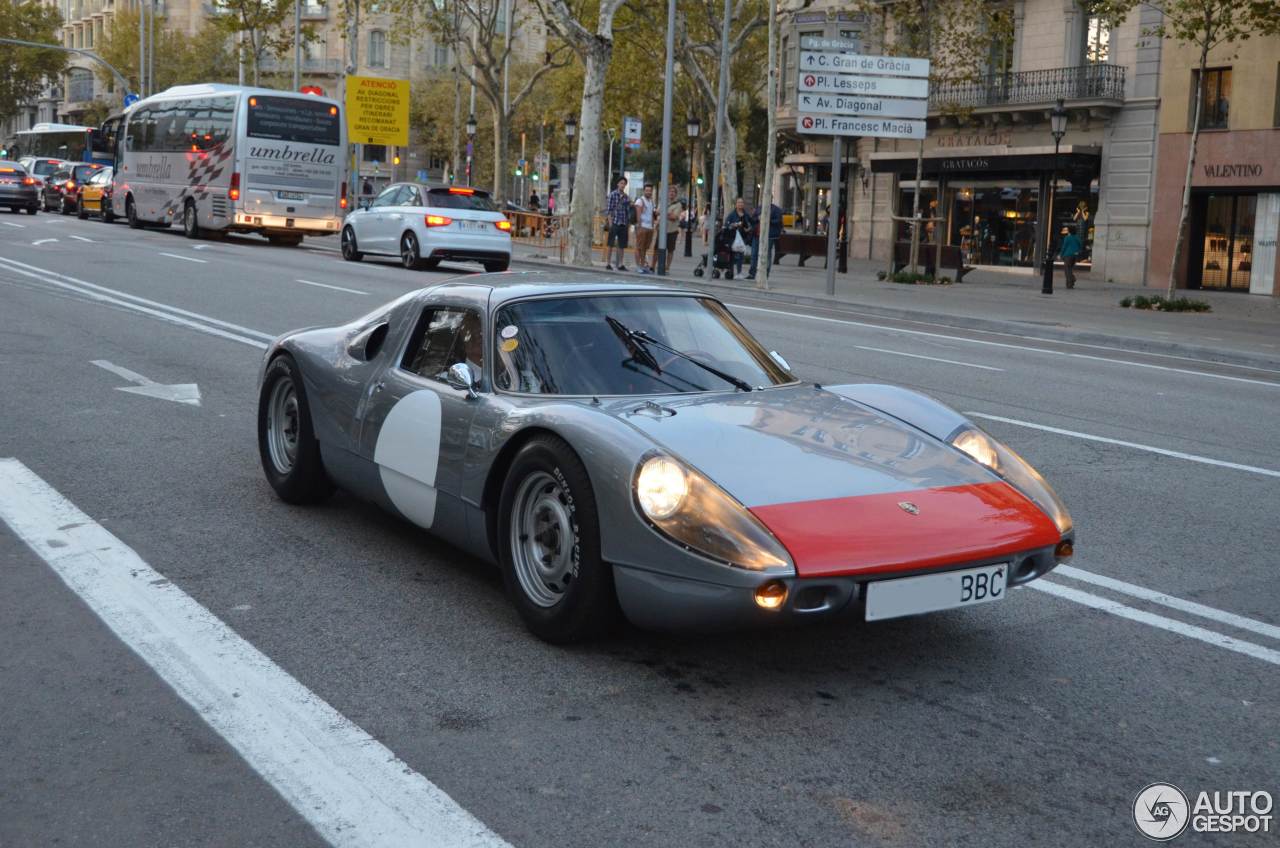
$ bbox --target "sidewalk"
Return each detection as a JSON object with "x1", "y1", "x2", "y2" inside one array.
[{"x1": 512, "y1": 242, "x2": 1280, "y2": 370}]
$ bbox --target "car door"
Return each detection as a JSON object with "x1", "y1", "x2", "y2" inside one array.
[
  {"x1": 387, "y1": 184, "x2": 423, "y2": 248},
  {"x1": 358, "y1": 184, "x2": 404, "y2": 254},
  {"x1": 356, "y1": 301, "x2": 484, "y2": 533}
]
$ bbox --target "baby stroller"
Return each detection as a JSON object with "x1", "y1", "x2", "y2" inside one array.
[{"x1": 693, "y1": 226, "x2": 737, "y2": 280}]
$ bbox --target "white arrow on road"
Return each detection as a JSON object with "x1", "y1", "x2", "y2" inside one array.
[{"x1": 91, "y1": 359, "x2": 202, "y2": 406}]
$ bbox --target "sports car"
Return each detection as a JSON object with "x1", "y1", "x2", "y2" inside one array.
[{"x1": 257, "y1": 273, "x2": 1073, "y2": 643}]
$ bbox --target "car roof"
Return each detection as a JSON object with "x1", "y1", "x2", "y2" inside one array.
[{"x1": 424, "y1": 271, "x2": 706, "y2": 307}]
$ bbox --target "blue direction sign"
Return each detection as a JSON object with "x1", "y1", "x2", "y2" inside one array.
[{"x1": 123, "y1": 93, "x2": 140, "y2": 107}]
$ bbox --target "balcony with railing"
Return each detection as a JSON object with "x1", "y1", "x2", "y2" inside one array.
[{"x1": 931, "y1": 64, "x2": 1126, "y2": 113}]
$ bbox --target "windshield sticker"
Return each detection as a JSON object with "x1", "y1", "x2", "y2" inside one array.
[
  {"x1": 500, "y1": 325, "x2": 519, "y2": 339},
  {"x1": 501, "y1": 338, "x2": 519, "y2": 353}
]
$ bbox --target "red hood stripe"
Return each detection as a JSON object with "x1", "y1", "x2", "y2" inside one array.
[{"x1": 750, "y1": 482, "x2": 1061, "y2": 578}]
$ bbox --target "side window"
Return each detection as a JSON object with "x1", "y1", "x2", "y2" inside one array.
[
  {"x1": 402, "y1": 185, "x2": 422, "y2": 206},
  {"x1": 371, "y1": 185, "x2": 401, "y2": 208},
  {"x1": 401, "y1": 307, "x2": 484, "y2": 381}
]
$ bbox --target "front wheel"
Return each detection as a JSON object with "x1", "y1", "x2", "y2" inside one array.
[
  {"x1": 497, "y1": 435, "x2": 617, "y2": 643},
  {"x1": 340, "y1": 226, "x2": 362, "y2": 262},
  {"x1": 257, "y1": 355, "x2": 334, "y2": 505}
]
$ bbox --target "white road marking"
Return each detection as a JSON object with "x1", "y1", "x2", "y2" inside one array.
[
  {"x1": 730, "y1": 303, "x2": 1280, "y2": 387},
  {"x1": 1031, "y1": 580, "x2": 1280, "y2": 667},
  {"x1": 852, "y1": 344, "x2": 1003, "y2": 371},
  {"x1": 192, "y1": 244, "x2": 211, "y2": 250},
  {"x1": 968, "y1": 411, "x2": 1280, "y2": 479},
  {"x1": 69, "y1": 234, "x2": 94, "y2": 243},
  {"x1": 159, "y1": 251, "x2": 207, "y2": 263},
  {"x1": 2, "y1": 221, "x2": 25, "y2": 228},
  {"x1": 31, "y1": 238, "x2": 57, "y2": 246},
  {"x1": 91, "y1": 359, "x2": 202, "y2": 406},
  {"x1": 0, "y1": 256, "x2": 268, "y2": 349},
  {"x1": 296, "y1": 278, "x2": 369, "y2": 295},
  {"x1": 1055, "y1": 565, "x2": 1280, "y2": 642},
  {"x1": 0, "y1": 459, "x2": 510, "y2": 848}
]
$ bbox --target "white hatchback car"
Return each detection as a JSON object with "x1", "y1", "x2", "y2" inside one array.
[{"x1": 340, "y1": 183, "x2": 512, "y2": 272}]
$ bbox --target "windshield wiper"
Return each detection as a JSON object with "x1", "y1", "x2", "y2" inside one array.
[{"x1": 605, "y1": 315, "x2": 752, "y2": 392}]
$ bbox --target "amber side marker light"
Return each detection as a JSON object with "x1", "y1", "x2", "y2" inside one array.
[
  {"x1": 1055, "y1": 540, "x2": 1074, "y2": 561},
  {"x1": 754, "y1": 580, "x2": 788, "y2": 611}
]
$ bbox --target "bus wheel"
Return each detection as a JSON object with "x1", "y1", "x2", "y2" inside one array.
[
  {"x1": 127, "y1": 196, "x2": 143, "y2": 229},
  {"x1": 183, "y1": 201, "x2": 201, "y2": 239}
]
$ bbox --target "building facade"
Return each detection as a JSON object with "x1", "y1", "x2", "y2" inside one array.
[
  {"x1": 1149, "y1": 34, "x2": 1280, "y2": 296},
  {"x1": 775, "y1": 0, "x2": 1164, "y2": 284}
]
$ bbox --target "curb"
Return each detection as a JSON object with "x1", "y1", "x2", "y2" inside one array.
[{"x1": 511, "y1": 252, "x2": 1280, "y2": 372}]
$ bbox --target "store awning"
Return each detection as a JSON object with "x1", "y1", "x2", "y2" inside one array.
[{"x1": 869, "y1": 145, "x2": 1101, "y2": 180}]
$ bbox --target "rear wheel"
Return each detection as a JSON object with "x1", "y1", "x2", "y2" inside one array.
[
  {"x1": 60, "y1": 195, "x2": 73, "y2": 215},
  {"x1": 400, "y1": 231, "x2": 423, "y2": 270},
  {"x1": 182, "y1": 200, "x2": 201, "y2": 239},
  {"x1": 340, "y1": 226, "x2": 362, "y2": 262},
  {"x1": 126, "y1": 196, "x2": 143, "y2": 229},
  {"x1": 483, "y1": 258, "x2": 510, "y2": 273},
  {"x1": 257, "y1": 355, "x2": 334, "y2": 505},
  {"x1": 24, "y1": 205, "x2": 38, "y2": 216},
  {"x1": 497, "y1": 435, "x2": 617, "y2": 643},
  {"x1": 102, "y1": 201, "x2": 114, "y2": 223}
]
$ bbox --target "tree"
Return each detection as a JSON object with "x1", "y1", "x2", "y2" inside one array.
[
  {"x1": 96, "y1": 8, "x2": 235, "y2": 94},
  {"x1": 1092, "y1": 0, "x2": 1278, "y2": 295},
  {"x1": 401, "y1": 0, "x2": 572, "y2": 204},
  {"x1": 212, "y1": 0, "x2": 313, "y2": 86},
  {"x1": 0, "y1": 0, "x2": 66, "y2": 127},
  {"x1": 532, "y1": 0, "x2": 630, "y2": 265},
  {"x1": 752, "y1": 0, "x2": 778, "y2": 288}
]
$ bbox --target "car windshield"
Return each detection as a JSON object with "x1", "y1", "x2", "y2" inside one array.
[
  {"x1": 33, "y1": 161, "x2": 60, "y2": 176},
  {"x1": 72, "y1": 164, "x2": 100, "y2": 180},
  {"x1": 425, "y1": 187, "x2": 498, "y2": 211},
  {"x1": 492, "y1": 294, "x2": 793, "y2": 396}
]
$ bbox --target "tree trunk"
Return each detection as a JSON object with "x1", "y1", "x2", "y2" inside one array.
[
  {"x1": 567, "y1": 42, "x2": 610, "y2": 265},
  {"x1": 754, "y1": 0, "x2": 778, "y2": 289},
  {"x1": 1167, "y1": 45, "x2": 1208, "y2": 298},
  {"x1": 491, "y1": 109, "x2": 508, "y2": 204},
  {"x1": 720, "y1": 120, "x2": 739, "y2": 207}
]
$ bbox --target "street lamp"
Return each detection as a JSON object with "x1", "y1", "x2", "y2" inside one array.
[
  {"x1": 1041, "y1": 98, "x2": 1068, "y2": 294},
  {"x1": 684, "y1": 115, "x2": 701, "y2": 257},
  {"x1": 465, "y1": 113, "x2": 477, "y2": 186},
  {"x1": 563, "y1": 114, "x2": 576, "y2": 206}
]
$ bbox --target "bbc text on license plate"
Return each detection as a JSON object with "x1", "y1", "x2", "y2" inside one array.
[{"x1": 864, "y1": 563, "x2": 1008, "y2": 622}]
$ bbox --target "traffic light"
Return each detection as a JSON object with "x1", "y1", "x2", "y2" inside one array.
[
  {"x1": 696, "y1": 174, "x2": 704, "y2": 186},
  {"x1": 393, "y1": 155, "x2": 401, "y2": 165},
  {"x1": 515, "y1": 166, "x2": 523, "y2": 176},
  {"x1": 531, "y1": 173, "x2": 539, "y2": 181}
]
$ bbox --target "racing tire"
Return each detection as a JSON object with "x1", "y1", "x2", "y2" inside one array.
[
  {"x1": 400, "y1": 231, "x2": 424, "y2": 270},
  {"x1": 483, "y1": 258, "x2": 510, "y2": 273},
  {"x1": 126, "y1": 196, "x2": 143, "y2": 229},
  {"x1": 182, "y1": 201, "x2": 201, "y2": 239},
  {"x1": 497, "y1": 434, "x2": 618, "y2": 644},
  {"x1": 257, "y1": 354, "x2": 334, "y2": 505},
  {"x1": 340, "y1": 226, "x2": 363, "y2": 262}
]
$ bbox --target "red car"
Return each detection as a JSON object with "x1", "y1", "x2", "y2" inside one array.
[{"x1": 41, "y1": 162, "x2": 104, "y2": 215}]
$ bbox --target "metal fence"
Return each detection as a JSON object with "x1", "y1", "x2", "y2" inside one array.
[{"x1": 931, "y1": 64, "x2": 1126, "y2": 110}]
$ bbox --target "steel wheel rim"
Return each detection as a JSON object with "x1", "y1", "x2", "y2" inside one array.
[
  {"x1": 401, "y1": 234, "x2": 417, "y2": 268},
  {"x1": 510, "y1": 471, "x2": 575, "y2": 608},
  {"x1": 265, "y1": 376, "x2": 300, "y2": 475}
]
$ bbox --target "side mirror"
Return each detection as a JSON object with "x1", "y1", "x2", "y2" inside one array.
[
  {"x1": 769, "y1": 350, "x2": 791, "y2": 372},
  {"x1": 446, "y1": 362, "x2": 478, "y2": 398}
]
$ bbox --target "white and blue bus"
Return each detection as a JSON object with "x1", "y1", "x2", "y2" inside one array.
[
  {"x1": 113, "y1": 83, "x2": 348, "y2": 244},
  {"x1": 11, "y1": 122, "x2": 114, "y2": 166}
]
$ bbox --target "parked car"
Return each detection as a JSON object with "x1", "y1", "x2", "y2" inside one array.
[
  {"x1": 340, "y1": 183, "x2": 512, "y2": 273},
  {"x1": 256, "y1": 274, "x2": 1074, "y2": 643},
  {"x1": 0, "y1": 162, "x2": 40, "y2": 214},
  {"x1": 77, "y1": 167, "x2": 116, "y2": 222},
  {"x1": 41, "y1": 162, "x2": 104, "y2": 214}
]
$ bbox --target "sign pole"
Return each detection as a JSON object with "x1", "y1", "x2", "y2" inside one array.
[{"x1": 825, "y1": 134, "x2": 842, "y2": 295}]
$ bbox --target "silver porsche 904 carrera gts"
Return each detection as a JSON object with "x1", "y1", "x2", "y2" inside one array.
[{"x1": 257, "y1": 272, "x2": 1074, "y2": 642}]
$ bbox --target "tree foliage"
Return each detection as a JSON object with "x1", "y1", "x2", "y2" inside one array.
[
  {"x1": 211, "y1": 0, "x2": 316, "y2": 85},
  {"x1": 0, "y1": 0, "x2": 66, "y2": 126},
  {"x1": 96, "y1": 7, "x2": 236, "y2": 94}
]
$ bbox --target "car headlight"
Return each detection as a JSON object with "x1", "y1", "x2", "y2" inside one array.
[
  {"x1": 949, "y1": 426, "x2": 1073, "y2": 535},
  {"x1": 634, "y1": 454, "x2": 793, "y2": 572}
]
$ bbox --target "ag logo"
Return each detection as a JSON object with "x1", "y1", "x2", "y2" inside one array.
[
  {"x1": 1133, "y1": 783, "x2": 1190, "y2": 841},
  {"x1": 801, "y1": 116, "x2": 815, "y2": 130},
  {"x1": 803, "y1": 74, "x2": 816, "y2": 87},
  {"x1": 897, "y1": 501, "x2": 919, "y2": 515}
]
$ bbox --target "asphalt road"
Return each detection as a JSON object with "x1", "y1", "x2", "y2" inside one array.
[{"x1": 1, "y1": 211, "x2": 1277, "y2": 848}]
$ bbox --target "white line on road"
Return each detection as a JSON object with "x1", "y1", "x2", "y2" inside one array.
[
  {"x1": 69, "y1": 234, "x2": 94, "y2": 243},
  {"x1": 159, "y1": 251, "x2": 207, "y2": 263},
  {"x1": 1030, "y1": 580, "x2": 1280, "y2": 667},
  {"x1": 852, "y1": 344, "x2": 1003, "y2": 371},
  {"x1": 192, "y1": 244, "x2": 211, "y2": 250},
  {"x1": 31, "y1": 238, "x2": 57, "y2": 246},
  {"x1": 2, "y1": 221, "x2": 25, "y2": 228},
  {"x1": 296, "y1": 278, "x2": 369, "y2": 295},
  {"x1": 1055, "y1": 565, "x2": 1280, "y2": 642},
  {"x1": 730, "y1": 303, "x2": 1280, "y2": 387},
  {"x1": 0, "y1": 459, "x2": 510, "y2": 848},
  {"x1": 968, "y1": 411, "x2": 1280, "y2": 479},
  {"x1": 0, "y1": 256, "x2": 268, "y2": 349}
]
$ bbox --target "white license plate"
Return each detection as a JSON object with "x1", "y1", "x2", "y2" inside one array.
[
  {"x1": 461, "y1": 220, "x2": 490, "y2": 231},
  {"x1": 277, "y1": 191, "x2": 304, "y2": 201},
  {"x1": 865, "y1": 563, "x2": 1008, "y2": 621}
]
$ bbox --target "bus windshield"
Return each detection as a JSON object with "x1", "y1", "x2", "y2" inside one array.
[{"x1": 246, "y1": 96, "x2": 340, "y2": 146}]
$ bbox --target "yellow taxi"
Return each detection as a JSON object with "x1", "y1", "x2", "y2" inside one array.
[{"x1": 77, "y1": 167, "x2": 115, "y2": 222}]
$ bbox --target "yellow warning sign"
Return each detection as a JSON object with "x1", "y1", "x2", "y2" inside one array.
[{"x1": 345, "y1": 76, "x2": 409, "y2": 147}]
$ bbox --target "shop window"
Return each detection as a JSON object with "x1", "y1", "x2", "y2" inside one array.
[
  {"x1": 1193, "y1": 68, "x2": 1230, "y2": 130},
  {"x1": 368, "y1": 30, "x2": 387, "y2": 68},
  {"x1": 362, "y1": 144, "x2": 387, "y2": 163}
]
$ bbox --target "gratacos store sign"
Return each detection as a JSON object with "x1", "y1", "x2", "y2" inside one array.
[{"x1": 345, "y1": 76, "x2": 409, "y2": 147}]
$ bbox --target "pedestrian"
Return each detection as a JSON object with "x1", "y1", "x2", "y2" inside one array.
[
  {"x1": 663, "y1": 185, "x2": 682, "y2": 273},
  {"x1": 1060, "y1": 224, "x2": 1083, "y2": 289},
  {"x1": 634, "y1": 183, "x2": 657, "y2": 273},
  {"x1": 605, "y1": 176, "x2": 630, "y2": 271},
  {"x1": 529, "y1": 191, "x2": 540, "y2": 211},
  {"x1": 724, "y1": 197, "x2": 756, "y2": 278},
  {"x1": 547, "y1": 192, "x2": 556, "y2": 215},
  {"x1": 751, "y1": 201, "x2": 784, "y2": 278},
  {"x1": 361, "y1": 177, "x2": 373, "y2": 197}
]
